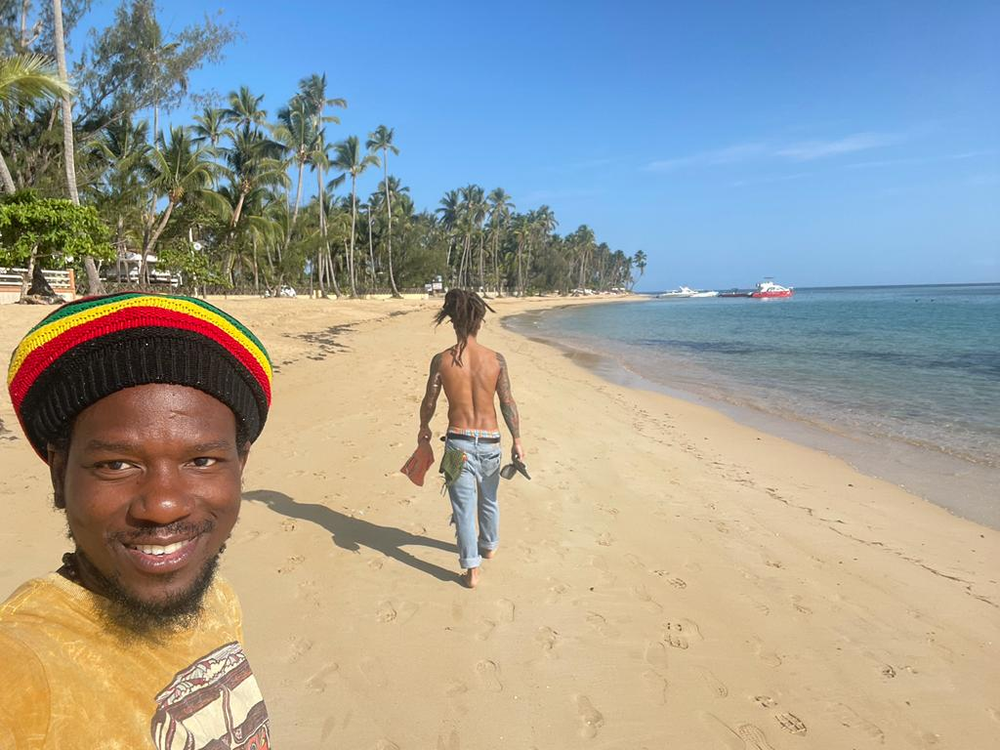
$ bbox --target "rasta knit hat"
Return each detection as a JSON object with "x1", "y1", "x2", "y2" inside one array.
[{"x1": 7, "y1": 293, "x2": 272, "y2": 462}]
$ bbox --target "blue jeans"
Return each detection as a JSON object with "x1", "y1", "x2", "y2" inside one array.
[{"x1": 444, "y1": 436, "x2": 502, "y2": 569}]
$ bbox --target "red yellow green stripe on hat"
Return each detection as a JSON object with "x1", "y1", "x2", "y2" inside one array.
[{"x1": 8, "y1": 294, "x2": 272, "y2": 412}]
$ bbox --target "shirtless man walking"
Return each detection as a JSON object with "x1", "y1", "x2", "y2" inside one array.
[{"x1": 418, "y1": 289, "x2": 525, "y2": 588}]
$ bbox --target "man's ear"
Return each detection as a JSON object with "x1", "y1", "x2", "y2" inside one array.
[{"x1": 48, "y1": 445, "x2": 67, "y2": 510}]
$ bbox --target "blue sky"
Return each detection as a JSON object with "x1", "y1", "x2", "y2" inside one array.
[{"x1": 75, "y1": 1, "x2": 998, "y2": 290}]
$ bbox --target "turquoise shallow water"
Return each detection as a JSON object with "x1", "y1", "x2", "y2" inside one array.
[{"x1": 508, "y1": 284, "x2": 1000, "y2": 524}]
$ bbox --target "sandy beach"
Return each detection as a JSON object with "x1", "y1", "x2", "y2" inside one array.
[{"x1": 1, "y1": 295, "x2": 997, "y2": 749}]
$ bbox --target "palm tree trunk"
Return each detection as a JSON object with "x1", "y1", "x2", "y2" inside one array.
[
  {"x1": 367, "y1": 208, "x2": 376, "y2": 293},
  {"x1": 292, "y1": 159, "x2": 304, "y2": 224},
  {"x1": 348, "y1": 176, "x2": 358, "y2": 297},
  {"x1": 54, "y1": 0, "x2": 102, "y2": 296},
  {"x1": 316, "y1": 167, "x2": 327, "y2": 297},
  {"x1": 382, "y1": 153, "x2": 401, "y2": 298},
  {"x1": 0, "y1": 149, "x2": 15, "y2": 193},
  {"x1": 478, "y1": 233, "x2": 486, "y2": 293},
  {"x1": 327, "y1": 247, "x2": 341, "y2": 298},
  {"x1": 52, "y1": 0, "x2": 77, "y2": 205},
  {"x1": 493, "y1": 230, "x2": 501, "y2": 297},
  {"x1": 252, "y1": 236, "x2": 260, "y2": 294},
  {"x1": 231, "y1": 189, "x2": 248, "y2": 229},
  {"x1": 141, "y1": 200, "x2": 176, "y2": 280}
]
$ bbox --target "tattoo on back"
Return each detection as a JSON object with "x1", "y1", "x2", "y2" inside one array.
[{"x1": 496, "y1": 353, "x2": 520, "y2": 439}]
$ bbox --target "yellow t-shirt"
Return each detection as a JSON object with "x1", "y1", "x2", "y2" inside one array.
[{"x1": 0, "y1": 573, "x2": 270, "y2": 749}]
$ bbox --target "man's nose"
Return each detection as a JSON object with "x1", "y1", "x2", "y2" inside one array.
[{"x1": 129, "y1": 466, "x2": 194, "y2": 525}]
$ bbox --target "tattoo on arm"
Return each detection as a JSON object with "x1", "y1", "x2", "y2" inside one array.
[
  {"x1": 420, "y1": 353, "x2": 443, "y2": 429},
  {"x1": 496, "y1": 353, "x2": 520, "y2": 439}
]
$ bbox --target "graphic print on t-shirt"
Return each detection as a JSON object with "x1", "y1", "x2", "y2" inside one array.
[{"x1": 151, "y1": 641, "x2": 270, "y2": 750}]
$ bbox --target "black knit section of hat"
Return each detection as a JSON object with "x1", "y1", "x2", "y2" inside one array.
[{"x1": 19, "y1": 328, "x2": 267, "y2": 459}]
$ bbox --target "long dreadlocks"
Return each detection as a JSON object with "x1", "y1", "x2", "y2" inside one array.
[{"x1": 434, "y1": 289, "x2": 496, "y2": 365}]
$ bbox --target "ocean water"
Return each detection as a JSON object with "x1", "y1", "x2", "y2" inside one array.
[{"x1": 507, "y1": 284, "x2": 1000, "y2": 526}]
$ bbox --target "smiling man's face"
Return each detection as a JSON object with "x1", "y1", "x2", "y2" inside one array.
[{"x1": 49, "y1": 384, "x2": 247, "y2": 624}]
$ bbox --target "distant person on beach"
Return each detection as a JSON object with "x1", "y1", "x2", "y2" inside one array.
[
  {"x1": 418, "y1": 289, "x2": 526, "y2": 588},
  {"x1": 0, "y1": 294, "x2": 273, "y2": 747}
]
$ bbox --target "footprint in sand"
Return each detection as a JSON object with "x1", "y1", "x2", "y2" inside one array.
[
  {"x1": 663, "y1": 619, "x2": 702, "y2": 649},
  {"x1": 643, "y1": 670, "x2": 669, "y2": 705},
  {"x1": 644, "y1": 641, "x2": 669, "y2": 670},
  {"x1": 281, "y1": 519, "x2": 296, "y2": 532},
  {"x1": 477, "y1": 618, "x2": 497, "y2": 641},
  {"x1": 305, "y1": 663, "x2": 340, "y2": 693},
  {"x1": 320, "y1": 715, "x2": 337, "y2": 742},
  {"x1": 750, "y1": 638, "x2": 783, "y2": 667},
  {"x1": 475, "y1": 660, "x2": 503, "y2": 692},
  {"x1": 754, "y1": 694, "x2": 777, "y2": 708},
  {"x1": 277, "y1": 555, "x2": 305, "y2": 574},
  {"x1": 737, "y1": 723, "x2": 777, "y2": 750},
  {"x1": 775, "y1": 712, "x2": 807, "y2": 736},
  {"x1": 597, "y1": 532, "x2": 614, "y2": 547},
  {"x1": 437, "y1": 728, "x2": 461, "y2": 750},
  {"x1": 697, "y1": 667, "x2": 728, "y2": 698},
  {"x1": 360, "y1": 657, "x2": 388, "y2": 688},
  {"x1": 880, "y1": 664, "x2": 896, "y2": 679},
  {"x1": 826, "y1": 703, "x2": 885, "y2": 745},
  {"x1": 791, "y1": 595, "x2": 812, "y2": 615},
  {"x1": 286, "y1": 637, "x2": 313, "y2": 663},
  {"x1": 575, "y1": 695, "x2": 605, "y2": 739},
  {"x1": 496, "y1": 598, "x2": 515, "y2": 622},
  {"x1": 653, "y1": 571, "x2": 688, "y2": 589},
  {"x1": 535, "y1": 626, "x2": 559, "y2": 652},
  {"x1": 546, "y1": 581, "x2": 569, "y2": 604},
  {"x1": 585, "y1": 612, "x2": 619, "y2": 638},
  {"x1": 444, "y1": 680, "x2": 468, "y2": 696},
  {"x1": 376, "y1": 601, "x2": 398, "y2": 623},
  {"x1": 373, "y1": 741, "x2": 400, "y2": 750}
]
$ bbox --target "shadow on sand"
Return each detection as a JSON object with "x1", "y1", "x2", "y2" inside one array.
[{"x1": 244, "y1": 489, "x2": 461, "y2": 585}]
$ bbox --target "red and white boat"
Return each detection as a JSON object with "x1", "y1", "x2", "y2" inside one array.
[{"x1": 750, "y1": 280, "x2": 794, "y2": 298}]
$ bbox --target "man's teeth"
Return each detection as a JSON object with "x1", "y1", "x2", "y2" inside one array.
[{"x1": 131, "y1": 541, "x2": 187, "y2": 556}]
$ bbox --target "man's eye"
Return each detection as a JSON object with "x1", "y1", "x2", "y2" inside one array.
[
  {"x1": 191, "y1": 457, "x2": 218, "y2": 468},
  {"x1": 97, "y1": 461, "x2": 131, "y2": 472}
]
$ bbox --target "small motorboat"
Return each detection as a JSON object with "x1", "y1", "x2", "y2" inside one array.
[
  {"x1": 658, "y1": 286, "x2": 697, "y2": 299},
  {"x1": 750, "y1": 280, "x2": 794, "y2": 298}
]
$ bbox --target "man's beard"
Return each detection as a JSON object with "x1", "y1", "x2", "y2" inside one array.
[{"x1": 69, "y1": 527, "x2": 225, "y2": 641}]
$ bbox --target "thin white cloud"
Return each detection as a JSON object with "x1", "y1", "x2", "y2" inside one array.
[
  {"x1": 645, "y1": 131, "x2": 907, "y2": 172},
  {"x1": 775, "y1": 132, "x2": 901, "y2": 161},
  {"x1": 645, "y1": 143, "x2": 767, "y2": 172},
  {"x1": 844, "y1": 149, "x2": 998, "y2": 170}
]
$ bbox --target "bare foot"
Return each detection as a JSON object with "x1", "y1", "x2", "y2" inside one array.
[
  {"x1": 482, "y1": 548, "x2": 498, "y2": 560},
  {"x1": 463, "y1": 568, "x2": 481, "y2": 588}
]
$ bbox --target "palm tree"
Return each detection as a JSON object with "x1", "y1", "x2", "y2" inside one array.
[
  {"x1": 331, "y1": 135, "x2": 379, "y2": 297},
  {"x1": 487, "y1": 188, "x2": 514, "y2": 295},
  {"x1": 632, "y1": 249, "x2": 647, "y2": 290},
  {"x1": 139, "y1": 126, "x2": 222, "y2": 280},
  {"x1": 297, "y1": 73, "x2": 347, "y2": 129},
  {"x1": 222, "y1": 128, "x2": 287, "y2": 232},
  {"x1": 192, "y1": 107, "x2": 232, "y2": 149},
  {"x1": 0, "y1": 54, "x2": 71, "y2": 193},
  {"x1": 273, "y1": 97, "x2": 317, "y2": 225},
  {"x1": 223, "y1": 86, "x2": 268, "y2": 137},
  {"x1": 457, "y1": 184, "x2": 485, "y2": 289},
  {"x1": 366, "y1": 125, "x2": 400, "y2": 297},
  {"x1": 87, "y1": 117, "x2": 151, "y2": 271}
]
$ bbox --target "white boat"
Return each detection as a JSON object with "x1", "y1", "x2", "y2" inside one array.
[
  {"x1": 658, "y1": 286, "x2": 697, "y2": 299},
  {"x1": 690, "y1": 290, "x2": 718, "y2": 298}
]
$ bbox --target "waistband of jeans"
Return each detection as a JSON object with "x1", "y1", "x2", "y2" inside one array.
[{"x1": 445, "y1": 429, "x2": 502, "y2": 444}]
